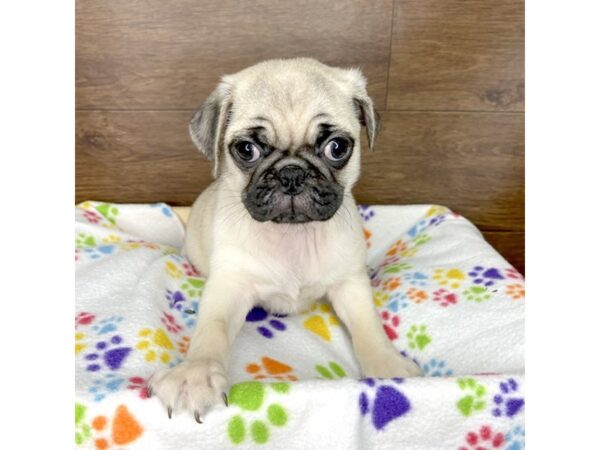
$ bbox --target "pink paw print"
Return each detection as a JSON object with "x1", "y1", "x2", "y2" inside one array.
[
  {"x1": 76, "y1": 312, "x2": 96, "y2": 328},
  {"x1": 83, "y1": 209, "x2": 102, "y2": 224},
  {"x1": 182, "y1": 261, "x2": 201, "y2": 277},
  {"x1": 380, "y1": 310, "x2": 400, "y2": 341},
  {"x1": 432, "y1": 289, "x2": 458, "y2": 307},
  {"x1": 459, "y1": 425, "x2": 504, "y2": 450},
  {"x1": 127, "y1": 376, "x2": 149, "y2": 399},
  {"x1": 160, "y1": 312, "x2": 183, "y2": 334}
]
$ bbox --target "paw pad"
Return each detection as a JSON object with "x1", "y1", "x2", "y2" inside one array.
[
  {"x1": 406, "y1": 324, "x2": 431, "y2": 350},
  {"x1": 492, "y1": 378, "x2": 524, "y2": 418},
  {"x1": 407, "y1": 287, "x2": 428, "y2": 304},
  {"x1": 303, "y1": 303, "x2": 340, "y2": 342},
  {"x1": 380, "y1": 310, "x2": 401, "y2": 341},
  {"x1": 456, "y1": 378, "x2": 487, "y2": 416},
  {"x1": 463, "y1": 286, "x2": 492, "y2": 303},
  {"x1": 359, "y1": 378, "x2": 411, "y2": 430},
  {"x1": 315, "y1": 361, "x2": 346, "y2": 379},
  {"x1": 432, "y1": 288, "x2": 458, "y2": 307},
  {"x1": 468, "y1": 266, "x2": 505, "y2": 287},
  {"x1": 246, "y1": 357, "x2": 298, "y2": 381},
  {"x1": 85, "y1": 335, "x2": 131, "y2": 372},
  {"x1": 459, "y1": 425, "x2": 504, "y2": 450},
  {"x1": 422, "y1": 358, "x2": 453, "y2": 377}
]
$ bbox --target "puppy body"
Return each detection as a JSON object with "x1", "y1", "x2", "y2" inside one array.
[{"x1": 150, "y1": 59, "x2": 421, "y2": 420}]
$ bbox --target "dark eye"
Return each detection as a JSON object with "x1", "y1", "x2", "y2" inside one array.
[
  {"x1": 234, "y1": 141, "x2": 261, "y2": 163},
  {"x1": 323, "y1": 138, "x2": 351, "y2": 161}
]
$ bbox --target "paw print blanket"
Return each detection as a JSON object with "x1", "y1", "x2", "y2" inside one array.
[{"x1": 75, "y1": 202, "x2": 525, "y2": 450}]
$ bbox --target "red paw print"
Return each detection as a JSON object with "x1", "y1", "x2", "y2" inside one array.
[
  {"x1": 380, "y1": 310, "x2": 400, "y2": 340},
  {"x1": 83, "y1": 210, "x2": 102, "y2": 224},
  {"x1": 459, "y1": 425, "x2": 504, "y2": 450},
  {"x1": 432, "y1": 288, "x2": 458, "y2": 307},
  {"x1": 505, "y1": 267, "x2": 524, "y2": 280},
  {"x1": 182, "y1": 261, "x2": 201, "y2": 277},
  {"x1": 75, "y1": 312, "x2": 95, "y2": 328},
  {"x1": 127, "y1": 376, "x2": 149, "y2": 399},
  {"x1": 161, "y1": 312, "x2": 183, "y2": 333}
]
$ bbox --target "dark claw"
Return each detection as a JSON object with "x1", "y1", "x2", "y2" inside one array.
[
  {"x1": 146, "y1": 386, "x2": 153, "y2": 398},
  {"x1": 194, "y1": 410, "x2": 203, "y2": 424},
  {"x1": 167, "y1": 406, "x2": 172, "y2": 419},
  {"x1": 222, "y1": 392, "x2": 229, "y2": 407}
]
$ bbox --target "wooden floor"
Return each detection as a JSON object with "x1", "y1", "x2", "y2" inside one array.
[{"x1": 76, "y1": 0, "x2": 524, "y2": 273}]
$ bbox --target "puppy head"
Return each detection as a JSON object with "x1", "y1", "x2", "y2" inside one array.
[{"x1": 189, "y1": 58, "x2": 379, "y2": 223}]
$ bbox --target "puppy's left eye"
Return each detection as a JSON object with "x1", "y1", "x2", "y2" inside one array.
[
  {"x1": 324, "y1": 138, "x2": 351, "y2": 161},
  {"x1": 233, "y1": 141, "x2": 261, "y2": 163}
]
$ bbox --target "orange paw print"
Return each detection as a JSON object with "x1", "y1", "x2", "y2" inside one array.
[
  {"x1": 407, "y1": 287, "x2": 428, "y2": 304},
  {"x1": 383, "y1": 277, "x2": 402, "y2": 292},
  {"x1": 246, "y1": 356, "x2": 298, "y2": 381},
  {"x1": 506, "y1": 283, "x2": 525, "y2": 300},
  {"x1": 91, "y1": 405, "x2": 143, "y2": 449},
  {"x1": 177, "y1": 336, "x2": 190, "y2": 355},
  {"x1": 363, "y1": 227, "x2": 372, "y2": 248},
  {"x1": 386, "y1": 240, "x2": 409, "y2": 257}
]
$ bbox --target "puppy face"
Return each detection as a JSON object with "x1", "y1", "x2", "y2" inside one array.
[{"x1": 189, "y1": 58, "x2": 379, "y2": 223}]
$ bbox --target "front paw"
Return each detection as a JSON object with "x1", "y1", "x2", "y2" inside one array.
[
  {"x1": 362, "y1": 353, "x2": 422, "y2": 378},
  {"x1": 148, "y1": 358, "x2": 229, "y2": 422}
]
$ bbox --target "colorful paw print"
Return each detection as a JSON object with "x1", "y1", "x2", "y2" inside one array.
[
  {"x1": 432, "y1": 288, "x2": 458, "y2": 307},
  {"x1": 150, "y1": 202, "x2": 173, "y2": 217},
  {"x1": 468, "y1": 266, "x2": 505, "y2": 287},
  {"x1": 76, "y1": 232, "x2": 97, "y2": 248},
  {"x1": 92, "y1": 316, "x2": 124, "y2": 336},
  {"x1": 380, "y1": 310, "x2": 400, "y2": 341},
  {"x1": 363, "y1": 227, "x2": 372, "y2": 248},
  {"x1": 81, "y1": 245, "x2": 115, "y2": 260},
  {"x1": 246, "y1": 357, "x2": 298, "y2": 381},
  {"x1": 433, "y1": 268, "x2": 466, "y2": 289},
  {"x1": 412, "y1": 233, "x2": 431, "y2": 246},
  {"x1": 165, "y1": 289, "x2": 187, "y2": 310},
  {"x1": 456, "y1": 378, "x2": 487, "y2": 416},
  {"x1": 75, "y1": 331, "x2": 88, "y2": 355},
  {"x1": 505, "y1": 267, "x2": 524, "y2": 280},
  {"x1": 126, "y1": 376, "x2": 150, "y2": 399},
  {"x1": 404, "y1": 271, "x2": 428, "y2": 287},
  {"x1": 101, "y1": 234, "x2": 121, "y2": 244},
  {"x1": 506, "y1": 283, "x2": 525, "y2": 300},
  {"x1": 386, "y1": 292, "x2": 410, "y2": 312},
  {"x1": 76, "y1": 312, "x2": 96, "y2": 328},
  {"x1": 504, "y1": 426, "x2": 525, "y2": 450},
  {"x1": 315, "y1": 361, "x2": 346, "y2": 379},
  {"x1": 302, "y1": 303, "x2": 340, "y2": 342},
  {"x1": 176, "y1": 336, "x2": 190, "y2": 355},
  {"x1": 406, "y1": 324, "x2": 431, "y2": 350},
  {"x1": 180, "y1": 277, "x2": 205, "y2": 298},
  {"x1": 358, "y1": 205, "x2": 375, "y2": 221},
  {"x1": 94, "y1": 203, "x2": 120, "y2": 225},
  {"x1": 383, "y1": 261, "x2": 413, "y2": 274},
  {"x1": 386, "y1": 240, "x2": 410, "y2": 257},
  {"x1": 90, "y1": 405, "x2": 143, "y2": 449},
  {"x1": 422, "y1": 358, "x2": 453, "y2": 377},
  {"x1": 246, "y1": 306, "x2": 287, "y2": 338},
  {"x1": 428, "y1": 214, "x2": 447, "y2": 227},
  {"x1": 425, "y1": 205, "x2": 450, "y2": 217},
  {"x1": 88, "y1": 373, "x2": 125, "y2": 402},
  {"x1": 492, "y1": 378, "x2": 524, "y2": 418},
  {"x1": 407, "y1": 287, "x2": 428, "y2": 304},
  {"x1": 75, "y1": 403, "x2": 92, "y2": 446},
  {"x1": 165, "y1": 260, "x2": 183, "y2": 279},
  {"x1": 136, "y1": 328, "x2": 174, "y2": 364},
  {"x1": 458, "y1": 425, "x2": 504, "y2": 450},
  {"x1": 463, "y1": 286, "x2": 492, "y2": 303},
  {"x1": 227, "y1": 382, "x2": 290, "y2": 445},
  {"x1": 359, "y1": 378, "x2": 411, "y2": 430},
  {"x1": 85, "y1": 335, "x2": 131, "y2": 372},
  {"x1": 82, "y1": 209, "x2": 103, "y2": 224},
  {"x1": 407, "y1": 220, "x2": 428, "y2": 238},
  {"x1": 382, "y1": 277, "x2": 402, "y2": 292},
  {"x1": 160, "y1": 312, "x2": 183, "y2": 334},
  {"x1": 373, "y1": 290, "x2": 390, "y2": 308}
]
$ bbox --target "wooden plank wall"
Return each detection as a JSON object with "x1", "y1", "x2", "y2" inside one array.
[{"x1": 76, "y1": 0, "x2": 524, "y2": 273}]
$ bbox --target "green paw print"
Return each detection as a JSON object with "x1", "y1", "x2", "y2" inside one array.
[
  {"x1": 456, "y1": 377, "x2": 487, "y2": 416},
  {"x1": 407, "y1": 324, "x2": 431, "y2": 350},
  {"x1": 227, "y1": 382, "x2": 290, "y2": 445},
  {"x1": 383, "y1": 262, "x2": 412, "y2": 274},
  {"x1": 181, "y1": 278, "x2": 205, "y2": 297},
  {"x1": 315, "y1": 361, "x2": 346, "y2": 379},
  {"x1": 413, "y1": 233, "x2": 431, "y2": 246},
  {"x1": 75, "y1": 232, "x2": 96, "y2": 248},
  {"x1": 94, "y1": 203, "x2": 119, "y2": 224},
  {"x1": 75, "y1": 403, "x2": 91, "y2": 445},
  {"x1": 463, "y1": 286, "x2": 492, "y2": 303}
]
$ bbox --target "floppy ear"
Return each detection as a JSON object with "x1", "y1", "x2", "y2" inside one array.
[
  {"x1": 189, "y1": 81, "x2": 232, "y2": 177},
  {"x1": 345, "y1": 68, "x2": 380, "y2": 151}
]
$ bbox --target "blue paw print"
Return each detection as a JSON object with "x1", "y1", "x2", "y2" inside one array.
[
  {"x1": 150, "y1": 203, "x2": 173, "y2": 217},
  {"x1": 403, "y1": 271, "x2": 428, "y2": 287},
  {"x1": 422, "y1": 358, "x2": 453, "y2": 377},
  {"x1": 406, "y1": 220, "x2": 428, "y2": 238},
  {"x1": 492, "y1": 378, "x2": 524, "y2": 418},
  {"x1": 92, "y1": 316, "x2": 124, "y2": 335},
  {"x1": 387, "y1": 292, "x2": 409, "y2": 312},
  {"x1": 504, "y1": 426, "x2": 525, "y2": 450},
  {"x1": 84, "y1": 335, "x2": 131, "y2": 372},
  {"x1": 88, "y1": 373, "x2": 124, "y2": 401},
  {"x1": 246, "y1": 306, "x2": 287, "y2": 338},
  {"x1": 359, "y1": 378, "x2": 411, "y2": 430},
  {"x1": 82, "y1": 245, "x2": 115, "y2": 259}
]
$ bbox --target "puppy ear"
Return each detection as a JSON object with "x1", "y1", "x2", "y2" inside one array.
[
  {"x1": 345, "y1": 68, "x2": 380, "y2": 151},
  {"x1": 189, "y1": 81, "x2": 232, "y2": 177}
]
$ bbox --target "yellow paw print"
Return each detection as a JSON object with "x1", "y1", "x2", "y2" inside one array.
[
  {"x1": 102, "y1": 234, "x2": 121, "y2": 244},
  {"x1": 136, "y1": 328, "x2": 174, "y2": 363},
  {"x1": 426, "y1": 205, "x2": 450, "y2": 217},
  {"x1": 78, "y1": 201, "x2": 93, "y2": 209},
  {"x1": 75, "y1": 332, "x2": 87, "y2": 355},
  {"x1": 373, "y1": 290, "x2": 390, "y2": 308},
  {"x1": 303, "y1": 303, "x2": 340, "y2": 342},
  {"x1": 433, "y1": 268, "x2": 466, "y2": 289},
  {"x1": 165, "y1": 261, "x2": 183, "y2": 279}
]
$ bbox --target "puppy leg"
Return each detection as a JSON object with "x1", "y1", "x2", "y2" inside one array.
[
  {"x1": 328, "y1": 273, "x2": 422, "y2": 377},
  {"x1": 149, "y1": 275, "x2": 253, "y2": 421}
]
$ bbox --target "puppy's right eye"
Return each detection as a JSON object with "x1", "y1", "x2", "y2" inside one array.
[{"x1": 233, "y1": 141, "x2": 261, "y2": 163}]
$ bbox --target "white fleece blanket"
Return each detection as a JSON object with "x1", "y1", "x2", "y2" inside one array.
[{"x1": 75, "y1": 202, "x2": 525, "y2": 450}]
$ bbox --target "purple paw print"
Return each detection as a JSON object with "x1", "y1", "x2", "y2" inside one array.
[
  {"x1": 85, "y1": 335, "x2": 131, "y2": 372},
  {"x1": 492, "y1": 378, "x2": 524, "y2": 418},
  {"x1": 245, "y1": 306, "x2": 287, "y2": 338},
  {"x1": 468, "y1": 266, "x2": 505, "y2": 287},
  {"x1": 359, "y1": 378, "x2": 411, "y2": 430},
  {"x1": 358, "y1": 205, "x2": 375, "y2": 222},
  {"x1": 165, "y1": 289, "x2": 186, "y2": 311},
  {"x1": 428, "y1": 215, "x2": 447, "y2": 227}
]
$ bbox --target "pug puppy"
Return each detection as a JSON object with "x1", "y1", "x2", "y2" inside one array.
[{"x1": 149, "y1": 58, "x2": 421, "y2": 422}]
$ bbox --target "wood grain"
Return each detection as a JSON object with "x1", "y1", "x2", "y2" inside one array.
[
  {"x1": 387, "y1": 0, "x2": 524, "y2": 111},
  {"x1": 77, "y1": 110, "x2": 523, "y2": 232},
  {"x1": 76, "y1": 0, "x2": 393, "y2": 110}
]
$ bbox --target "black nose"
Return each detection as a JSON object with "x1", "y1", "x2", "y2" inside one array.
[{"x1": 278, "y1": 165, "x2": 306, "y2": 196}]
